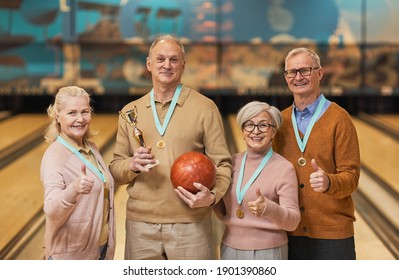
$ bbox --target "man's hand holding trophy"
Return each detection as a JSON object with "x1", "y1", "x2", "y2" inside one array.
[{"x1": 120, "y1": 106, "x2": 159, "y2": 170}]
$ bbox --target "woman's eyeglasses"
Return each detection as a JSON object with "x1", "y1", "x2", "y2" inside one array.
[{"x1": 243, "y1": 122, "x2": 275, "y2": 133}]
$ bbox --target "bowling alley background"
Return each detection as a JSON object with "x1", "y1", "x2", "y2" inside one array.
[
  {"x1": 0, "y1": 0, "x2": 398, "y2": 260},
  {"x1": 1, "y1": 0, "x2": 399, "y2": 114}
]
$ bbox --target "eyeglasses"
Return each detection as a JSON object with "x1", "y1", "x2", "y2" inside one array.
[
  {"x1": 284, "y1": 67, "x2": 319, "y2": 78},
  {"x1": 243, "y1": 122, "x2": 275, "y2": 133}
]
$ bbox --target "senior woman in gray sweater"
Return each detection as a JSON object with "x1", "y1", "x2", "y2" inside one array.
[
  {"x1": 40, "y1": 86, "x2": 115, "y2": 260},
  {"x1": 214, "y1": 101, "x2": 300, "y2": 260}
]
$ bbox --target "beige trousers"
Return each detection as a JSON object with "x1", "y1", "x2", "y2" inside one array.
[{"x1": 125, "y1": 218, "x2": 212, "y2": 260}]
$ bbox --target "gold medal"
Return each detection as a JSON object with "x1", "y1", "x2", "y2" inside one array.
[
  {"x1": 236, "y1": 208, "x2": 244, "y2": 219},
  {"x1": 298, "y1": 157, "x2": 306, "y2": 166},
  {"x1": 157, "y1": 140, "x2": 165, "y2": 149}
]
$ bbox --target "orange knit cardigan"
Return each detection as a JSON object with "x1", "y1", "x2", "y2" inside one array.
[{"x1": 273, "y1": 102, "x2": 360, "y2": 239}]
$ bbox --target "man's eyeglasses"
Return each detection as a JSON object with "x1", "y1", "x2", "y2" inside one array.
[
  {"x1": 242, "y1": 122, "x2": 275, "y2": 133},
  {"x1": 284, "y1": 67, "x2": 319, "y2": 78}
]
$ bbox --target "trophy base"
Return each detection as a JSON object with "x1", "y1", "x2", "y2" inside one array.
[{"x1": 144, "y1": 159, "x2": 160, "y2": 170}]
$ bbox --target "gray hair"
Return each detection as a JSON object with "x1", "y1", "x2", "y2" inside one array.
[
  {"x1": 148, "y1": 34, "x2": 185, "y2": 58},
  {"x1": 44, "y1": 86, "x2": 95, "y2": 143},
  {"x1": 236, "y1": 101, "x2": 282, "y2": 130},
  {"x1": 285, "y1": 47, "x2": 322, "y2": 69}
]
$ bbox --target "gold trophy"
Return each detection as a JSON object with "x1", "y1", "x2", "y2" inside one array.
[
  {"x1": 119, "y1": 106, "x2": 159, "y2": 169},
  {"x1": 120, "y1": 106, "x2": 145, "y2": 147}
]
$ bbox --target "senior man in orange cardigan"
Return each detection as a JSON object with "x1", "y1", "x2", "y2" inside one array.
[{"x1": 273, "y1": 47, "x2": 360, "y2": 260}]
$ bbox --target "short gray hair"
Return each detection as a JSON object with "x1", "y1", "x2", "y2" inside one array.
[
  {"x1": 148, "y1": 34, "x2": 185, "y2": 57},
  {"x1": 236, "y1": 101, "x2": 282, "y2": 130},
  {"x1": 285, "y1": 47, "x2": 321, "y2": 69}
]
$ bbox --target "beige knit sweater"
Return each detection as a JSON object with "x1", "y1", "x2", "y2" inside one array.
[{"x1": 109, "y1": 86, "x2": 232, "y2": 223}]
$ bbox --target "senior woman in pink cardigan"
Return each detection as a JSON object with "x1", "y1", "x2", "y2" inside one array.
[
  {"x1": 40, "y1": 86, "x2": 115, "y2": 260},
  {"x1": 214, "y1": 101, "x2": 300, "y2": 260}
]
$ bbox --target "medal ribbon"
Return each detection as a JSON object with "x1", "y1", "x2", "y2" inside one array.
[
  {"x1": 291, "y1": 95, "x2": 326, "y2": 153},
  {"x1": 236, "y1": 148, "x2": 273, "y2": 205},
  {"x1": 150, "y1": 84, "x2": 182, "y2": 136},
  {"x1": 57, "y1": 136, "x2": 106, "y2": 182}
]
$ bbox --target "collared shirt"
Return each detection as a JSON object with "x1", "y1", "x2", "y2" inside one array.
[{"x1": 293, "y1": 94, "x2": 331, "y2": 135}]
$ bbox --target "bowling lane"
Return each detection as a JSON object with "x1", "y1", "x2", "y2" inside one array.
[
  {"x1": 371, "y1": 114, "x2": 399, "y2": 133},
  {"x1": 352, "y1": 117, "x2": 399, "y2": 194},
  {"x1": 0, "y1": 114, "x2": 49, "y2": 167},
  {"x1": 0, "y1": 114, "x2": 48, "y2": 153}
]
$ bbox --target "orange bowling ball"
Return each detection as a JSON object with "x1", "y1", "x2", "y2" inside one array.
[{"x1": 170, "y1": 151, "x2": 216, "y2": 194}]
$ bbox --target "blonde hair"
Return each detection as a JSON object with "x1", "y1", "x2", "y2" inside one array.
[
  {"x1": 44, "y1": 86, "x2": 95, "y2": 143},
  {"x1": 236, "y1": 101, "x2": 282, "y2": 130}
]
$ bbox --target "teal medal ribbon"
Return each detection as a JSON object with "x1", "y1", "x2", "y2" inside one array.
[
  {"x1": 150, "y1": 84, "x2": 183, "y2": 136},
  {"x1": 291, "y1": 95, "x2": 326, "y2": 166},
  {"x1": 235, "y1": 148, "x2": 273, "y2": 218},
  {"x1": 57, "y1": 135, "x2": 106, "y2": 182}
]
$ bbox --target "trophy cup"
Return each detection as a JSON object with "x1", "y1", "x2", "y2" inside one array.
[
  {"x1": 119, "y1": 106, "x2": 159, "y2": 169},
  {"x1": 120, "y1": 106, "x2": 145, "y2": 147}
]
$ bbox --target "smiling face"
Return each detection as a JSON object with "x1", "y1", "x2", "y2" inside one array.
[
  {"x1": 284, "y1": 51, "x2": 323, "y2": 99},
  {"x1": 146, "y1": 39, "x2": 185, "y2": 88},
  {"x1": 57, "y1": 96, "x2": 91, "y2": 147},
  {"x1": 242, "y1": 111, "x2": 276, "y2": 153}
]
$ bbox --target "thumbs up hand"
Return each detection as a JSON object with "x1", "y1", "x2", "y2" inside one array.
[
  {"x1": 247, "y1": 188, "x2": 267, "y2": 217},
  {"x1": 309, "y1": 159, "x2": 330, "y2": 193},
  {"x1": 73, "y1": 164, "x2": 95, "y2": 194}
]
